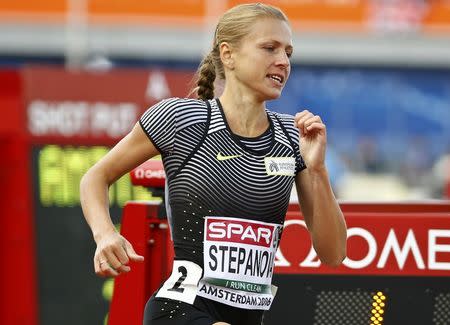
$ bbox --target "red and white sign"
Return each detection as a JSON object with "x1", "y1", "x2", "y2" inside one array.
[
  {"x1": 275, "y1": 212, "x2": 450, "y2": 276},
  {"x1": 130, "y1": 159, "x2": 166, "y2": 188},
  {"x1": 23, "y1": 66, "x2": 194, "y2": 145}
]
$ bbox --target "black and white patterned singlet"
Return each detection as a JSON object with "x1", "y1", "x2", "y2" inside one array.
[{"x1": 139, "y1": 98, "x2": 306, "y2": 325}]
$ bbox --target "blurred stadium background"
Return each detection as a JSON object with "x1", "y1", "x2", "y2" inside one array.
[{"x1": 0, "y1": 1, "x2": 449, "y2": 324}]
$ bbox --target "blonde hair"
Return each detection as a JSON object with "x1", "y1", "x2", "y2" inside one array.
[{"x1": 195, "y1": 3, "x2": 289, "y2": 100}]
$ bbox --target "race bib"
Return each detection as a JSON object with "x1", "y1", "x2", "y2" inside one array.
[
  {"x1": 197, "y1": 217, "x2": 283, "y2": 310},
  {"x1": 156, "y1": 260, "x2": 203, "y2": 304}
]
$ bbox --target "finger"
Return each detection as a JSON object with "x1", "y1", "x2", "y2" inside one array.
[
  {"x1": 95, "y1": 256, "x2": 119, "y2": 277},
  {"x1": 304, "y1": 115, "x2": 323, "y2": 130},
  {"x1": 124, "y1": 241, "x2": 145, "y2": 262},
  {"x1": 294, "y1": 110, "x2": 310, "y2": 123},
  {"x1": 294, "y1": 112, "x2": 310, "y2": 130},
  {"x1": 305, "y1": 122, "x2": 326, "y2": 132},
  {"x1": 105, "y1": 250, "x2": 130, "y2": 273},
  {"x1": 94, "y1": 252, "x2": 107, "y2": 275},
  {"x1": 94, "y1": 257, "x2": 101, "y2": 274},
  {"x1": 297, "y1": 112, "x2": 314, "y2": 126},
  {"x1": 113, "y1": 243, "x2": 131, "y2": 266},
  {"x1": 296, "y1": 113, "x2": 314, "y2": 135},
  {"x1": 99, "y1": 259, "x2": 120, "y2": 277}
]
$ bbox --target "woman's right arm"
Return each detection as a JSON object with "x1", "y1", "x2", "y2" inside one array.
[{"x1": 80, "y1": 122, "x2": 160, "y2": 277}]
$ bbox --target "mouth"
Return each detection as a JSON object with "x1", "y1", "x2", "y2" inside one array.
[{"x1": 267, "y1": 74, "x2": 284, "y2": 86}]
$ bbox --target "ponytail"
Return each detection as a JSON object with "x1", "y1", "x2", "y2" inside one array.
[{"x1": 196, "y1": 52, "x2": 216, "y2": 100}]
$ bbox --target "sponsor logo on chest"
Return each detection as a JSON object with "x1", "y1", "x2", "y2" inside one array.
[
  {"x1": 264, "y1": 157, "x2": 295, "y2": 176},
  {"x1": 206, "y1": 220, "x2": 275, "y2": 248}
]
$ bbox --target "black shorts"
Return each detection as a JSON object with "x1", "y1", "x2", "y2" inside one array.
[
  {"x1": 143, "y1": 295, "x2": 215, "y2": 325},
  {"x1": 143, "y1": 294, "x2": 264, "y2": 325}
]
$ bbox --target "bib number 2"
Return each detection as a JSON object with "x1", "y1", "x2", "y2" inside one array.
[
  {"x1": 156, "y1": 260, "x2": 203, "y2": 304},
  {"x1": 168, "y1": 266, "x2": 187, "y2": 293}
]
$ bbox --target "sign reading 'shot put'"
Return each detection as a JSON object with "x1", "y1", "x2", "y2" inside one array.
[
  {"x1": 198, "y1": 217, "x2": 283, "y2": 310},
  {"x1": 23, "y1": 66, "x2": 193, "y2": 144}
]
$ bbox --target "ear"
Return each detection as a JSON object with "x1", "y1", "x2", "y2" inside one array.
[{"x1": 219, "y1": 42, "x2": 234, "y2": 70}]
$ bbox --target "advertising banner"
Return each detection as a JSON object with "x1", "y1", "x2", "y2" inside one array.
[
  {"x1": 276, "y1": 212, "x2": 450, "y2": 276},
  {"x1": 23, "y1": 66, "x2": 194, "y2": 144},
  {"x1": 1, "y1": 0, "x2": 449, "y2": 32}
]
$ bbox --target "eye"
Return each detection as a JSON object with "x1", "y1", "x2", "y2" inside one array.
[
  {"x1": 264, "y1": 46, "x2": 275, "y2": 52},
  {"x1": 286, "y1": 51, "x2": 292, "y2": 58}
]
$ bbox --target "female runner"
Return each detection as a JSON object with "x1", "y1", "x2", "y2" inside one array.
[{"x1": 80, "y1": 3, "x2": 347, "y2": 325}]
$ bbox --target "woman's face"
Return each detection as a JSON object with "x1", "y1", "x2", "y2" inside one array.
[{"x1": 230, "y1": 18, "x2": 293, "y2": 101}]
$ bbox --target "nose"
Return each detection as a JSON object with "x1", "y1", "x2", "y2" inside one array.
[{"x1": 276, "y1": 51, "x2": 290, "y2": 69}]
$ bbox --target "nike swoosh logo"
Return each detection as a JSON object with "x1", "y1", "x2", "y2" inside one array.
[{"x1": 216, "y1": 152, "x2": 242, "y2": 161}]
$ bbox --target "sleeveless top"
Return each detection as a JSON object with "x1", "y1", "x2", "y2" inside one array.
[{"x1": 139, "y1": 98, "x2": 306, "y2": 312}]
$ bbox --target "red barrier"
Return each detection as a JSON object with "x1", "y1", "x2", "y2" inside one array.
[
  {"x1": 108, "y1": 202, "x2": 173, "y2": 325},
  {"x1": 0, "y1": 70, "x2": 38, "y2": 325}
]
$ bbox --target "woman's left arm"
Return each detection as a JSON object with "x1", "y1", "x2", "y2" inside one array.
[{"x1": 294, "y1": 110, "x2": 347, "y2": 267}]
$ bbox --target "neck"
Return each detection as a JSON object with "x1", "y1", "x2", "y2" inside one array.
[{"x1": 219, "y1": 84, "x2": 268, "y2": 138}]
